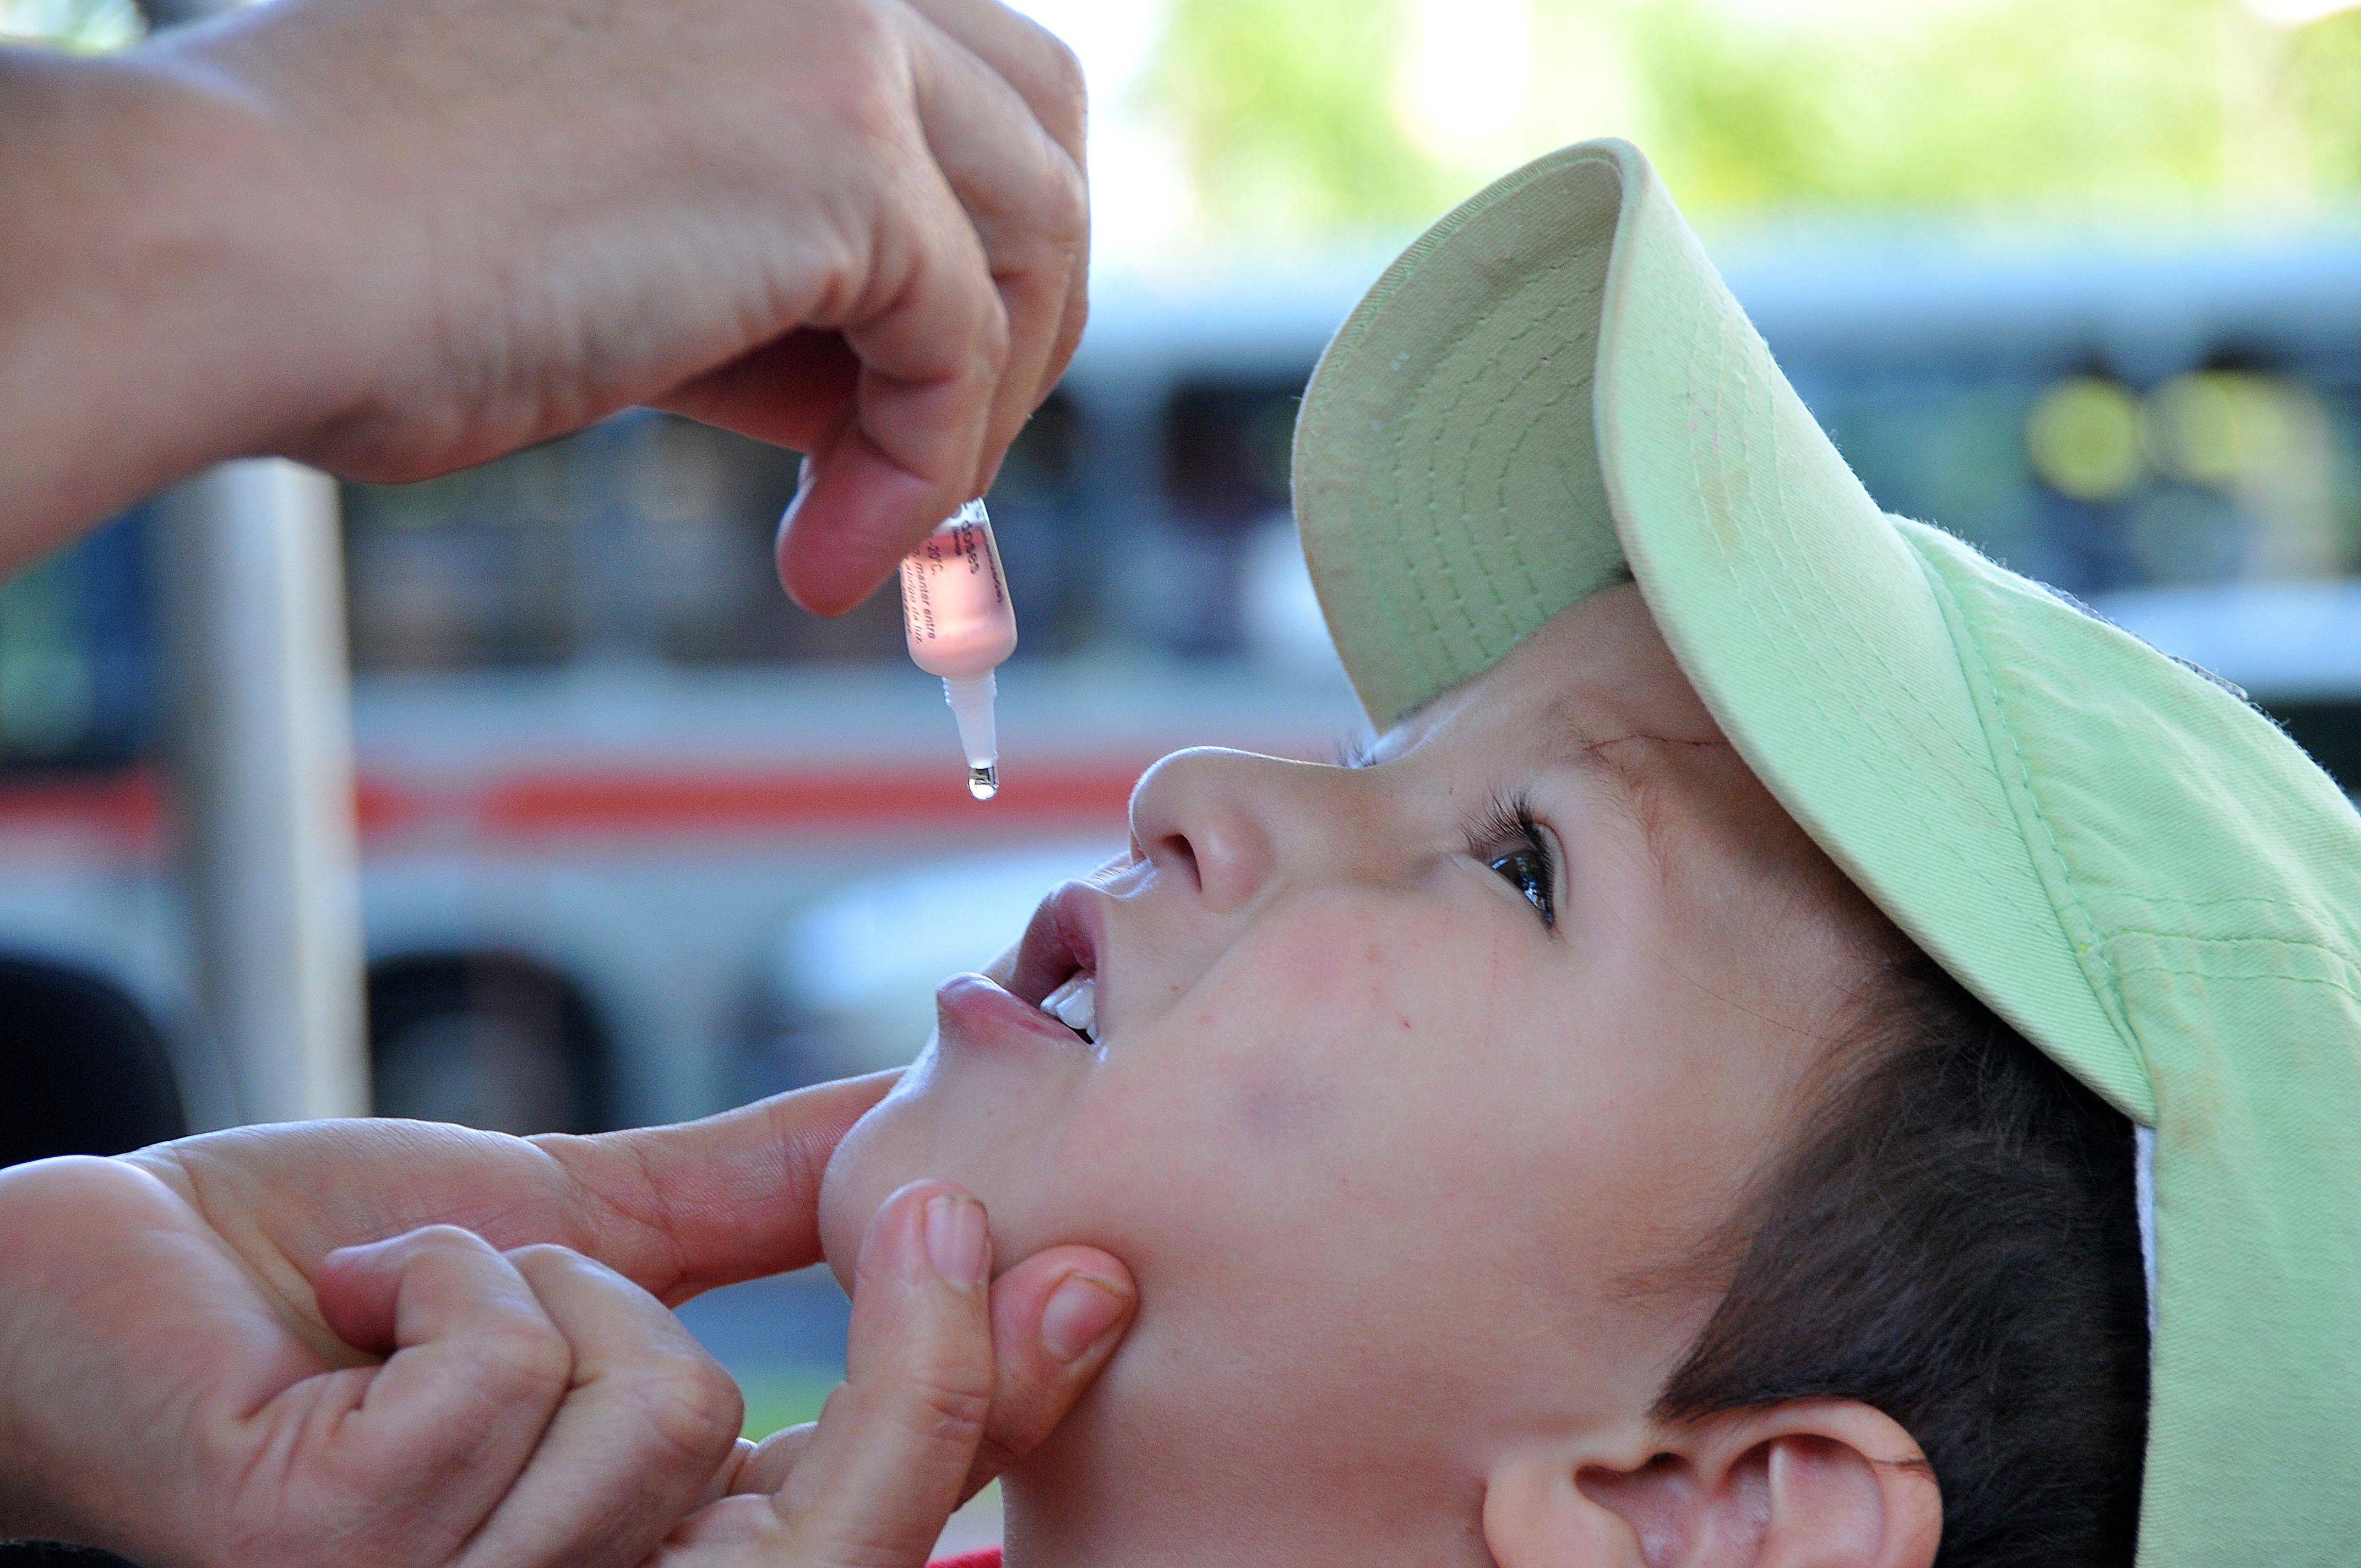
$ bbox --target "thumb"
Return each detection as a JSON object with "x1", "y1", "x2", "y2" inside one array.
[
  {"x1": 724, "y1": 1243, "x2": 1136, "y2": 1502},
  {"x1": 775, "y1": 1180, "x2": 997, "y2": 1567}
]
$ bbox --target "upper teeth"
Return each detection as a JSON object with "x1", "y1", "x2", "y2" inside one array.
[{"x1": 1041, "y1": 973, "x2": 1098, "y2": 1043}]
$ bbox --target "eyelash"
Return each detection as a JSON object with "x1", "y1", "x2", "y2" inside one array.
[
  {"x1": 1332, "y1": 734, "x2": 1558, "y2": 929},
  {"x1": 1468, "y1": 793, "x2": 1558, "y2": 929}
]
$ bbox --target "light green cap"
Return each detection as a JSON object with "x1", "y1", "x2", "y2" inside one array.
[{"x1": 1294, "y1": 138, "x2": 2361, "y2": 1563}]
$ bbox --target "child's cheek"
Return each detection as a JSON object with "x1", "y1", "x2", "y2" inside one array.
[
  {"x1": 1177, "y1": 887, "x2": 1498, "y2": 1157},
  {"x1": 1044, "y1": 887, "x2": 1518, "y2": 1281}
]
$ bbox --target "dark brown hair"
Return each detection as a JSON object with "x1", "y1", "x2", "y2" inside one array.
[{"x1": 1657, "y1": 953, "x2": 2150, "y2": 1565}]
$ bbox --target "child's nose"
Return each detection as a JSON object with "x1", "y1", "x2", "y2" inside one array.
[{"x1": 1127, "y1": 747, "x2": 1317, "y2": 915}]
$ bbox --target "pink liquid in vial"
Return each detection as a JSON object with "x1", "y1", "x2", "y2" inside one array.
[
  {"x1": 899, "y1": 501, "x2": 1016, "y2": 798},
  {"x1": 900, "y1": 502, "x2": 1018, "y2": 678}
]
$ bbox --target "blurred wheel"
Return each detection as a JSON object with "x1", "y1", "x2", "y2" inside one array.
[
  {"x1": 368, "y1": 955, "x2": 606, "y2": 1133},
  {"x1": 0, "y1": 956, "x2": 183, "y2": 1167}
]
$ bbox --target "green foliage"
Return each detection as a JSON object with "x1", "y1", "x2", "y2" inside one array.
[
  {"x1": 1150, "y1": 0, "x2": 2361, "y2": 237},
  {"x1": 1150, "y1": 0, "x2": 1460, "y2": 241},
  {"x1": 1623, "y1": 0, "x2": 2227, "y2": 213},
  {"x1": 2290, "y1": 9, "x2": 2361, "y2": 189}
]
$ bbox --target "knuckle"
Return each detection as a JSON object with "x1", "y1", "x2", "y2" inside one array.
[
  {"x1": 830, "y1": 76, "x2": 907, "y2": 155},
  {"x1": 902, "y1": 1359, "x2": 993, "y2": 1442},
  {"x1": 503, "y1": 1241, "x2": 575, "y2": 1272},
  {"x1": 1027, "y1": 24, "x2": 1088, "y2": 134},
  {"x1": 393, "y1": 1222, "x2": 505, "y2": 1282},
  {"x1": 406, "y1": 1222, "x2": 488, "y2": 1254},
  {"x1": 973, "y1": 298, "x2": 1013, "y2": 373},
  {"x1": 819, "y1": 5, "x2": 910, "y2": 141},
  {"x1": 469, "y1": 1315, "x2": 573, "y2": 1400},
  {"x1": 1041, "y1": 155, "x2": 1089, "y2": 251},
  {"x1": 624, "y1": 1351, "x2": 746, "y2": 1469}
]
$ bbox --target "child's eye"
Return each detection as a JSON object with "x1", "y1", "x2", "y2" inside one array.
[
  {"x1": 1488, "y1": 842, "x2": 1555, "y2": 925},
  {"x1": 1469, "y1": 794, "x2": 1557, "y2": 929}
]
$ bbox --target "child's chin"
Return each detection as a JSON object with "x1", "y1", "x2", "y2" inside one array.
[
  {"x1": 814, "y1": 1088, "x2": 916, "y2": 1294},
  {"x1": 814, "y1": 1065, "x2": 984, "y2": 1291}
]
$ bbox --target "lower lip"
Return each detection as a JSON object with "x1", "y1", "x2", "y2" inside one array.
[{"x1": 935, "y1": 972, "x2": 1090, "y2": 1053}]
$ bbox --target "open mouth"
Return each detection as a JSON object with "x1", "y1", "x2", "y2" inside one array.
[
  {"x1": 1009, "y1": 881, "x2": 1106, "y2": 1048},
  {"x1": 1039, "y1": 971, "x2": 1097, "y2": 1045}
]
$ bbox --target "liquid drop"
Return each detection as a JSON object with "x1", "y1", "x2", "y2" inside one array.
[{"x1": 969, "y1": 765, "x2": 999, "y2": 801}]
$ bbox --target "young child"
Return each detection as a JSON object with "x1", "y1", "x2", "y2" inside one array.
[{"x1": 820, "y1": 140, "x2": 2361, "y2": 1568}]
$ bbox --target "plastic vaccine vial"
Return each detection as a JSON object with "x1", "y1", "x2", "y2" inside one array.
[{"x1": 899, "y1": 499, "x2": 1017, "y2": 799}]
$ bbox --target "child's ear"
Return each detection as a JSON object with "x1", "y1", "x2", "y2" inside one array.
[{"x1": 1482, "y1": 1401, "x2": 1940, "y2": 1568}]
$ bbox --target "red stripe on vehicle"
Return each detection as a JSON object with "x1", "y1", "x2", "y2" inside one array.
[
  {"x1": 0, "y1": 761, "x2": 1147, "y2": 848},
  {"x1": 471, "y1": 764, "x2": 1145, "y2": 837}
]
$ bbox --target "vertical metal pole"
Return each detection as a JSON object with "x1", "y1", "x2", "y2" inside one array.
[
  {"x1": 138, "y1": 0, "x2": 369, "y2": 1125},
  {"x1": 157, "y1": 461, "x2": 369, "y2": 1123}
]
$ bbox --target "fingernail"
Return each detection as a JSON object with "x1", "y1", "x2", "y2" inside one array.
[
  {"x1": 924, "y1": 1195, "x2": 989, "y2": 1288},
  {"x1": 1040, "y1": 1272, "x2": 1131, "y2": 1363}
]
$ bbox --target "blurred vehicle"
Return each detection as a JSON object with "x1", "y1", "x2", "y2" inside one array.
[{"x1": 5, "y1": 230, "x2": 2360, "y2": 1134}]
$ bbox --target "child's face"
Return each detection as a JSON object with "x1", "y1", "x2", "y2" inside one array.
[{"x1": 820, "y1": 584, "x2": 1893, "y2": 1543}]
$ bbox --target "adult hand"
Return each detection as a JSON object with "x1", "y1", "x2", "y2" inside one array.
[
  {"x1": 0, "y1": 1079, "x2": 1136, "y2": 1568},
  {"x1": 2, "y1": 0, "x2": 1088, "y2": 611},
  {"x1": 652, "y1": 1179, "x2": 1131, "y2": 1566}
]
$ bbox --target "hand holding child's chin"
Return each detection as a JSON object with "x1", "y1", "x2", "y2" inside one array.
[{"x1": 666, "y1": 1178, "x2": 1136, "y2": 1565}]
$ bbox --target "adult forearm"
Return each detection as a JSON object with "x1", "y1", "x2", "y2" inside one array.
[
  {"x1": 0, "y1": 45, "x2": 360, "y2": 575},
  {"x1": 0, "y1": 1159, "x2": 123, "y2": 1550}
]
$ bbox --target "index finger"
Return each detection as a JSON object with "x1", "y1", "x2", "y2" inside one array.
[
  {"x1": 127, "y1": 1072, "x2": 896, "y2": 1313},
  {"x1": 536, "y1": 1071, "x2": 899, "y2": 1303}
]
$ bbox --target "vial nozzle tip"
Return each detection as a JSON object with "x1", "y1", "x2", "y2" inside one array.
[{"x1": 968, "y1": 765, "x2": 999, "y2": 801}]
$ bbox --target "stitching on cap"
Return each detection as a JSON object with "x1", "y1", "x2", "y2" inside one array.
[
  {"x1": 1399, "y1": 261, "x2": 1585, "y2": 664},
  {"x1": 1494, "y1": 263, "x2": 1610, "y2": 616},
  {"x1": 1444, "y1": 280, "x2": 1571, "y2": 652},
  {"x1": 1495, "y1": 341, "x2": 1580, "y2": 613},
  {"x1": 2114, "y1": 959, "x2": 2361, "y2": 1008},
  {"x1": 1674, "y1": 273, "x2": 2060, "y2": 956},
  {"x1": 1707, "y1": 304, "x2": 1989, "y2": 789},
  {"x1": 1383, "y1": 363, "x2": 1460, "y2": 662},
  {"x1": 2116, "y1": 889, "x2": 2329, "y2": 912},
  {"x1": 1378, "y1": 257, "x2": 1590, "y2": 668},
  {"x1": 1919, "y1": 550, "x2": 2133, "y2": 1028},
  {"x1": 1327, "y1": 149, "x2": 1621, "y2": 710},
  {"x1": 2113, "y1": 925, "x2": 2361, "y2": 972},
  {"x1": 1440, "y1": 272, "x2": 1582, "y2": 653}
]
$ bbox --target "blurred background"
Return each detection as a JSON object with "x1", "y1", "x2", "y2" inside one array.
[{"x1": 7, "y1": 0, "x2": 2361, "y2": 1542}]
